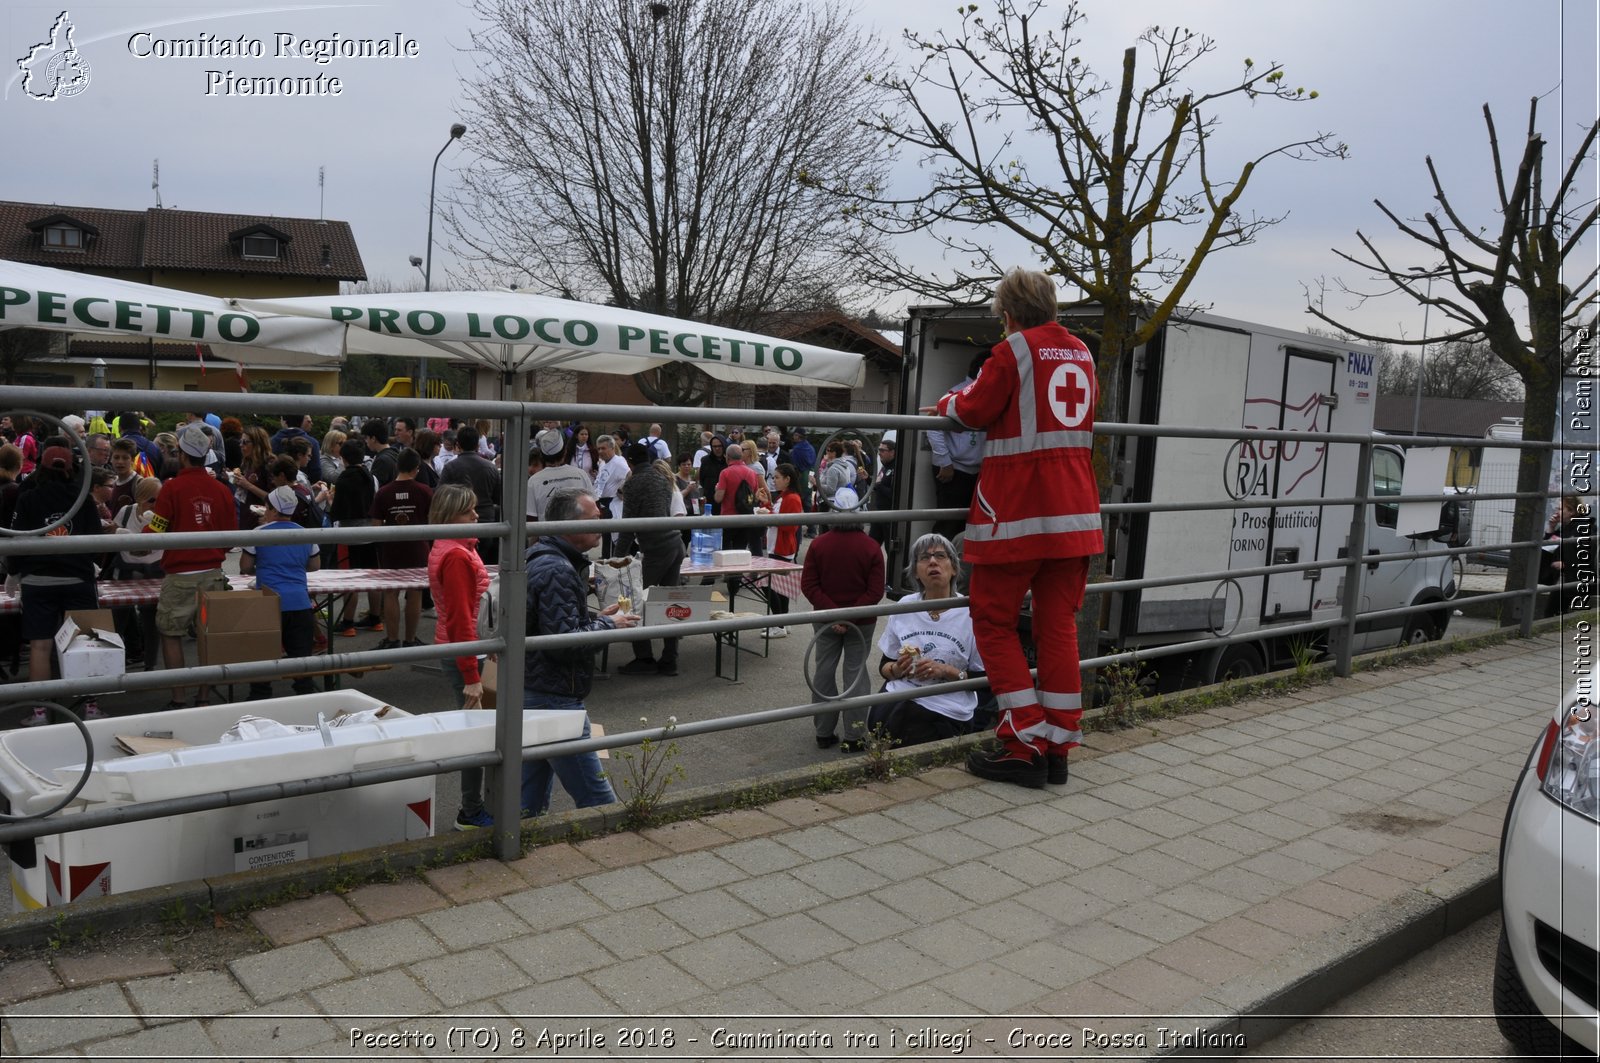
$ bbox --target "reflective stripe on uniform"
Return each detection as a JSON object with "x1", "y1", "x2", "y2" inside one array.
[
  {"x1": 1038, "y1": 689, "x2": 1082, "y2": 710},
  {"x1": 984, "y1": 430, "x2": 1094, "y2": 457},
  {"x1": 1014, "y1": 720, "x2": 1084, "y2": 745},
  {"x1": 965, "y1": 512, "x2": 1103, "y2": 542},
  {"x1": 995, "y1": 688, "x2": 1040, "y2": 710},
  {"x1": 1010, "y1": 332, "x2": 1037, "y2": 441}
]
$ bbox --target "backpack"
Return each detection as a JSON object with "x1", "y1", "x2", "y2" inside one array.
[
  {"x1": 477, "y1": 571, "x2": 501, "y2": 639},
  {"x1": 292, "y1": 483, "x2": 331, "y2": 530},
  {"x1": 732, "y1": 475, "x2": 758, "y2": 516}
]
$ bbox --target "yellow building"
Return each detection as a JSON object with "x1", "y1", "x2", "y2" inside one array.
[{"x1": 0, "y1": 200, "x2": 366, "y2": 396}]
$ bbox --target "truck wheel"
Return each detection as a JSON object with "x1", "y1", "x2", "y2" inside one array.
[
  {"x1": 1493, "y1": 925, "x2": 1584, "y2": 1058},
  {"x1": 1208, "y1": 643, "x2": 1262, "y2": 684},
  {"x1": 1400, "y1": 613, "x2": 1440, "y2": 646}
]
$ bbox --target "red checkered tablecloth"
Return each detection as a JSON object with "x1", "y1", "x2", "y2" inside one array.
[
  {"x1": 0, "y1": 568, "x2": 453, "y2": 614},
  {"x1": 679, "y1": 556, "x2": 803, "y2": 602}
]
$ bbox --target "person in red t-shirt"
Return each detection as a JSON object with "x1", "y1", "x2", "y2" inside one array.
[
  {"x1": 369, "y1": 449, "x2": 434, "y2": 648},
  {"x1": 146, "y1": 424, "x2": 237, "y2": 708},
  {"x1": 766, "y1": 463, "x2": 804, "y2": 635}
]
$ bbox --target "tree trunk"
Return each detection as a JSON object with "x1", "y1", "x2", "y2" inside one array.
[{"x1": 1505, "y1": 368, "x2": 1559, "y2": 613}]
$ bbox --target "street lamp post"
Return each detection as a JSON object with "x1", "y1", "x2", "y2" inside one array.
[{"x1": 420, "y1": 121, "x2": 466, "y2": 399}]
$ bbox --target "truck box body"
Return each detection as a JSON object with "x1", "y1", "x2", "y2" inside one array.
[{"x1": 899, "y1": 305, "x2": 1454, "y2": 684}]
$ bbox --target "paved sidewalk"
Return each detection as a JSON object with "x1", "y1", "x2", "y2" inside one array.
[{"x1": 0, "y1": 632, "x2": 1566, "y2": 1060}]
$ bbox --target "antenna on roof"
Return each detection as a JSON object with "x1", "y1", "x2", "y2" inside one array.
[
  {"x1": 151, "y1": 159, "x2": 162, "y2": 209},
  {"x1": 318, "y1": 166, "x2": 325, "y2": 222}
]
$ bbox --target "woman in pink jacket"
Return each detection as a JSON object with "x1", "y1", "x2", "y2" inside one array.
[{"x1": 427, "y1": 483, "x2": 494, "y2": 829}]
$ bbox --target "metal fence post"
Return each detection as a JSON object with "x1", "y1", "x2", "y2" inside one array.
[
  {"x1": 491, "y1": 405, "x2": 532, "y2": 859},
  {"x1": 1333, "y1": 440, "x2": 1374, "y2": 678}
]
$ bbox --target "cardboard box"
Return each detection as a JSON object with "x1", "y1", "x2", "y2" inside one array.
[
  {"x1": 53, "y1": 610, "x2": 124, "y2": 680},
  {"x1": 643, "y1": 584, "x2": 725, "y2": 626},
  {"x1": 712, "y1": 549, "x2": 753, "y2": 566},
  {"x1": 196, "y1": 588, "x2": 282, "y2": 667}
]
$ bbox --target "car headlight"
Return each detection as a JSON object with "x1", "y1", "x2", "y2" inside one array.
[{"x1": 1537, "y1": 693, "x2": 1600, "y2": 821}]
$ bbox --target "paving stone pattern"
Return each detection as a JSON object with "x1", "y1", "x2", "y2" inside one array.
[{"x1": 0, "y1": 634, "x2": 1567, "y2": 1060}]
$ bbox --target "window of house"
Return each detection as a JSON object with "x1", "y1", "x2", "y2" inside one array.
[
  {"x1": 241, "y1": 234, "x2": 280, "y2": 260},
  {"x1": 816, "y1": 387, "x2": 851, "y2": 414},
  {"x1": 43, "y1": 225, "x2": 83, "y2": 250},
  {"x1": 753, "y1": 384, "x2": 790, "y2": 411}
]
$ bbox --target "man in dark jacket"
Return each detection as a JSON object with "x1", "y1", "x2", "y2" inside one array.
[
  {"x1": 439, "y1": 425, "x2": 503, "y2": 564},
  {"x1": 362, "y1": 420, "x2": 401, "y2": 487},
  {"x1": 270, "y1": 414, "x2": 321, "y2": 474},
  {"x1": 870, "y1": 432, "x2": 898, "y2": 546},
  {"x1": 522, "y1": 487, "x2": 639, "y2": 816},
  {"x1": 615, "y1": 443, "x2": 684, "y2": 676},
  {"x1": 10, "y1": 442, "x2": 103, "y2": 717}
]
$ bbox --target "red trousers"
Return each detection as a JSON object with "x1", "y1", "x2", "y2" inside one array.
[{"x1": 969, "y1": 555, "x2": 1089, "y2": 757}]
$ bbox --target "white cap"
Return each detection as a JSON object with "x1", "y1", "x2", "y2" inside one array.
[
  {"x1": 832, "y1": 486, "x2": 861, "y2": 510},
  {"x1": 536, "y1": 429, "x2": 565, "y2": 457},
  {"x1": 177, "y1": 423, "x2": 211, "y2": 458},
  {"x1": 267, "y1": 485, "x2": 300, "y2": 515}
]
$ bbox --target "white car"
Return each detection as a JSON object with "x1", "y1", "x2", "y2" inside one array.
[{"x1": 1495, "y1": 682, "x2": 1600, "y2": 1057}]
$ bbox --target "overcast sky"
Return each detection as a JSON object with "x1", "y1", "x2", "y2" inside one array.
[{"x1": 3, "y1": 0, "x2": 1595, "y2": 343}]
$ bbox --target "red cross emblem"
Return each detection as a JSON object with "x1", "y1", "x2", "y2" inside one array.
[{"x1": 1047, "y1": 362, "x2": 1092, "y2": 428}]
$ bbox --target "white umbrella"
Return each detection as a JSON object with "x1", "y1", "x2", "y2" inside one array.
[
  {"x1": 0, "y1": 259, "x2": 346, "y2": 363},
  {"x1": 233, "y1": 289, "x2": 865, "y2": 389}
]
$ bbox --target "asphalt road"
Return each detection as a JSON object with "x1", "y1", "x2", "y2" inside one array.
[{"x1": 1246, "y1": 912, "x2": 1518, "y2": 1061}]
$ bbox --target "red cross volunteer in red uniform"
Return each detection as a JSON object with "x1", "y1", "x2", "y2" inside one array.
[{"x1": 931, "y1": 268, "x2": 1104, "y2": 789}]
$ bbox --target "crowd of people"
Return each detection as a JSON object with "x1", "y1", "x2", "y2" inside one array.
[{"x1": 0, "y1": 272, "x2": 1117, "y2": 815}]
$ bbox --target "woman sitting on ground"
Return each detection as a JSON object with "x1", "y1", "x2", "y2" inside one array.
[{"x1": 869, "y1": 532, "x2": 986, "y2": 749}]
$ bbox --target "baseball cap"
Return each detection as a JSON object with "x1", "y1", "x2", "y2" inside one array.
[
  {"x1": 832, "y1": 486, "x2": 861, "y2": 510},
  {"x1": 624, "y1": 442, "x2": 652, "y2": 466},
  {"x1": 535, "y1": 429, "x2": 565, "y2": 457},
  {"x1": 267, "y1": 485, "x2": 300, "y2": 515},
  {"x1": 40, "y1": 446, "x2": 73, "y2": 473},
  {"x1": 177, "y1": 424, "x2": 212, "y2": 458}
]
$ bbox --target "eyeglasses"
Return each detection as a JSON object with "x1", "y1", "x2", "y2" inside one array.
[{"x1": 919, "y1": 550, "x2": 952, "y2": 562}]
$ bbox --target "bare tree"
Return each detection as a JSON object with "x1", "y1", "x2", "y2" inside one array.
[
  {"x1": 837, "y1": 0, "x2": 1344, "y2": 446},
  {"x1": 1306, "y1": 97, "x2": 1598, "y2": 598},
  {"x1": 1375, "y1": 339, "x2": 1524, "y2": 402},
  {"x1": 0, "y1": 327, "x2": 56, "y2": 386},
  {"x1": 449, "y1": 0, "x2": 891, "y2": 402}
]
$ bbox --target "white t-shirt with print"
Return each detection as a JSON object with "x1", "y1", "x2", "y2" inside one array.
[{"x1": 876, "y1": 592, "x2": 983, "y2": 721}]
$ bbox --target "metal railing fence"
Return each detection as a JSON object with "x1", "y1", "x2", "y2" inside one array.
[{"x1": 0, "y1": 386, "x2": 1575, "y2": 862}]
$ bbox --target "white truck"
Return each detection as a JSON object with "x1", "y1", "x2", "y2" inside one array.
[{"x1": 896, "y1": 305, "x2": 1459, "y2": 688}]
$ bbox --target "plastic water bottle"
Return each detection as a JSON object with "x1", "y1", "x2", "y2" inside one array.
[{"x1": 691, "y1": 528, "x2": 720, "y2": 565}]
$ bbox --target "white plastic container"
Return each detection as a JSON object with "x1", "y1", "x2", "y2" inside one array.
[{"x1": 0, "y1": 691, "x2": 586, "y2": 910}]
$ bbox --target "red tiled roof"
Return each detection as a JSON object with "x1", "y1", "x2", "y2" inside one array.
[
  {"x1": 144, "y1": 208, "x2": 364, "y2": 279},
  {"x1": 0, "y1": 201, "x2": 146, "y2": 271},
  {"x1": 755, "y1": 310, "x2": 901, "y2": 360},
  {"x1": 0, "y1": 200, "x2": 365, "y2": 281}
]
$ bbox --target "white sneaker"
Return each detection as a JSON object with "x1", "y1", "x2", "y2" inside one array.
[
  {"x1": 765, "y1": 626, "x2": 789, "y2": 639},
  {"x1": 19, "y1": 707, "x2": 48, "y2": 727}
]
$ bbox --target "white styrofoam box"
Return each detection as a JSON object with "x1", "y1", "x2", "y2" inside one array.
[
  {"x1": 1, "y1": 690, "x2": 587, "y2": 910},
  {"x1": 53, "y1": 614, "x2": 124, "y2": 681},
  {"x1": 711, "y1": 549, "x2": 752, "y2": 566},
  {"x1": 0, "y1": 694, "x2": 587, "y2": 814}
]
